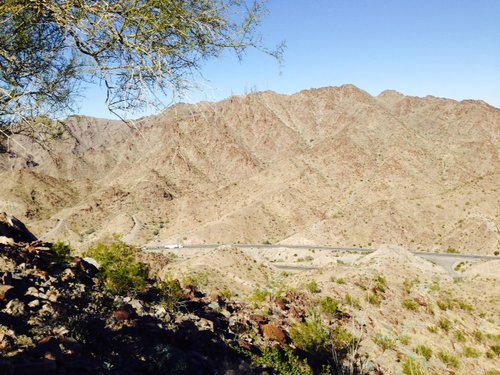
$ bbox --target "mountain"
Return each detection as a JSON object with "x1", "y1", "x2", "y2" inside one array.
[{"x1": 0, "y1": 85, "x2": 499, "y2": 254}]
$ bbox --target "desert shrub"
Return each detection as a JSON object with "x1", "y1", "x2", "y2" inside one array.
[
  {"x1": 344, "y1": 293, "x2": 361, "y2": 309},
  {"x1": 319, "y1": 297, "x2": 340, "y2": 316},
  {"x1": 297, "y1": 256, "x2": 314, "y2": 262},
  {"x1": 438, "y1": 317, "x2": 452, "y2": 332},
  {"x1": 374, "y1": 274, "x2": 386, "y2": 292},
  {"x1": 305, "y1": 280, "x2": 320, "y2": 294},
  {"x1": 429, "y1": 283, "x2": 440, "y2": 292},
  {"x1": 248, "y1": 346, "x2": 312, "y2": 375},
  {"x1": 437, "y1": 299, "x2": 454, "y2": 311},
  {"x1": 52, "y1": 241, "x2": 73, "y2": 262},
  {"x1": 335, "y1": 277, "x2": 346, "y2": 284},
  {"x1": 365, "y1": 293, "x2": 380, "y2": 306},
  {"x1": 403, "y1": 278, "x2": 413, "y2": 294},
  {"x1": 399, "y1": 335, "x2": 411, "y2": 345},
  {"x1": 84, "y1": 237, "x2": 149, "y2": 295},
  {"x1": 464, "y1": 346, "x2": 480, "y2": 358},
  {"x1": 402, "y1": 357, "x2": 425, "y2": 375},
  {"x1": 446, "y1": 247, "x2": 460, "y2": 254},
  {"x1": 182, "y1": 272, "x2": 208, "y2": 289},
  {"x1": 373, "y1": 333, "x2": 395, "y2": 352},
  {"x1": 456, "y1": 300, "x2": 473, "y2": 311},
  {"x1": 454, "y1": 330, "x2": 466, "y2": 342},
  {"x1": 490, "y1": 344, "x2": 500, "y2": 356},
  {"x1": 250, "y1": 288, "x2": 271, "y2": 304},
  {"x1": 331, "y1": 326, "x2": 354, "y2": 351},
  {"x1": 415, "y1": 345, "x2": 432, "y2": 361},
  {"x1": 437, "y1": 350, "x2": 460, "y2": 368},
  {"x1": 402, "y1": 299, "x2": 419, "y2": 311},
  {"x1": 427, "y1": 325, "x2": 438, "y2": 334},
  {"x1": 290, "y1": 320, "x2": 330, "y2": 354},
  {"x1": 494, "y1": 251, "x2": 499, "y2": 256},
  {"x1": 156, "y1": 278, "x2": 183, "y2": 311},
  {"x1": 473, "y1": 330, "x2": 484, "y2": 342},
  {"x1": 219, "y1": 286, "x2": 233, "y2": 300}
]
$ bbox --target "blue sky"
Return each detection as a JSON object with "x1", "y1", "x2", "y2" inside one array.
[{"x1": 79, "y1": 0, "x2": 500, "y2": 118}]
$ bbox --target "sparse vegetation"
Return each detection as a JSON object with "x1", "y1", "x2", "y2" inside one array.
[
  {"x1": 305, "y1": 280, "x2": 320, "y2": 294},
  {"x1": 464, "y1": 346, "x2": 480, "y2": 358},
  {"x1": 415, "y1": 345, "x2": 432, "y2": 361},
  {"x1": 402, "y1": 299, "x2": 419, "y2": 311},
  {"x1": 156, "y1": 278, "x2": 183, "y2": 311},
  {"x1": 319, "y1": 297, "x2": 340, "y2": 316},
  {"x1": 402, "y1": 357, "x2": 425, "y2": 375},
  {"x1": 373, "y1": 333, "x2": 395, "y2": 352},
  {"x1": 365, "y1": 293, "x2": 380, "y2": 306},
  {"x1": 374, "y1": 274, "x2": 387, "y2": 293},
  {"x1": 290, "y1": 320, "x2": 330, "y2": 354},
  {"x1": 344, "y1": 293, "x2": 361, "y2": 309},
  {"x1": 437, "y1": 349, "x2": 460, "y2": 368},
  {"x1": 248, "y1": 346, "x2": 313, "y2": 375},
  {"x1": 437, "y1": 317, "x2": 452, "y2": 332},
  {"x1": 52, "y1": 241, "x2": 73, "y2": 263},
  {"x1": 84, "y1": 237, "x2": 149, "y2": 295},
  {"x1": 454, "y1": 330, "x2": 466, "y2": 342}
]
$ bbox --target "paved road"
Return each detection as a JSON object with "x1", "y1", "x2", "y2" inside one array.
[{"x1": 142, "y1": 243, "x2": 497, "y2": 277}]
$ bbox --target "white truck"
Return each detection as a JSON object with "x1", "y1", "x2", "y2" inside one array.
[{"x1": 164, "y1": 243, "x2": 183, "y2": 249}]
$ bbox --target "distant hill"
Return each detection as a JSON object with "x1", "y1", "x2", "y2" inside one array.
[{"x1": 1, "y1": 85, "x2": 498, "y2": 254}]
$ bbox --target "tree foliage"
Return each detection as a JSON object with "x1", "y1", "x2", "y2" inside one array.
[{"x1": 0, "y1": 0, "x2": 283, "y2": 145}]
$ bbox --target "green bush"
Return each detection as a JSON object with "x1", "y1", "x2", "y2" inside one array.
[
  {"x1": 305, "y1": 280, "x2": 320, "y2": 294},
  {"x1": 463, "y1": 346, "x2": 480, "y2": 358},
  {"x1": 402, "y1": 299, "x2": 419, "y2": 311},
  {"x1": 437, "y1": 350, "x2": 460, "y2": 368},
  {"x1": 319, "y1": 297, "x2": 340, "y2": 316},
  {"x1": 344, "y1": 293, "x2": 361, "y2": 309},
  {"x1": 454, "y1": 330, "x2": 466, "y2": 343},
  {"x1": 247, "y1": 346, "x2": 312, "y2": 375},
  {"x1": 438, "y1": 317, "x2": 452, "y2": 332},
  {"x1": 365, "y1": 293, "x2": 380, "y2": 306},
  {"x1": 290, "y1": 320, "x2": 330, "y2": 354},
  {"x1": 490, "y1": 344, "x2": 500, "y2": 356},
  {"x1": 473, "y1": 330, "x2": 484, "y2": 342},
  {"x1": 331, "y1": 326, "x2": 354, "y2": 351},
  {"x1": 415, "y1": 345, "x2": 432, "y2": 361},
  {"x1": 373, "y1": 333, "x2": 395, "y2": 352},
  {"x1": 84, "y1": 237, "x2": 149, "y2": 295},
  {"x1": 157, "y1": 278, "x2": 183, "y2": 311},
  {"x1": 374, "y1": 275, "x2": 387, "y2": 293},
  {"x1": 402, "y1": 357, "x2": 425, "y2": 375},
  {"x1": 52, "y1": 241, "x2": 73, "y2": 262}
]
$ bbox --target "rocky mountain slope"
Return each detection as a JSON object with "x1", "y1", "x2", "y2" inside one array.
[{"x1": 0, "y1": 85, "x2": 499, "y2": 254}]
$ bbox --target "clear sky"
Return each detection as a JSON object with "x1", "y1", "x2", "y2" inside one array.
[{"x1": 79, "y1": 0, "x2": 500, "y2": 118}]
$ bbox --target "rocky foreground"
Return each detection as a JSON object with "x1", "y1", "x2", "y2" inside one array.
[{"x1": 0, "y1": 213, "x2": 362, "y2": 375}]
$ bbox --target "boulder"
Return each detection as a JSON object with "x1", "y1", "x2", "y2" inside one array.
[{"x1": 0, "y1": 212, "x2": 37, "y2": 243}]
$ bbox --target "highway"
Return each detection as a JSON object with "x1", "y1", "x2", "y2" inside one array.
[{"x1": 141, "y1": 243, "x2": 497, "y2": 277}]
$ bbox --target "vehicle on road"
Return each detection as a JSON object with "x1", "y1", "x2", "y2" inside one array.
[{"x1": 164, "y1": 243, "x2": 183, "y2": 249}]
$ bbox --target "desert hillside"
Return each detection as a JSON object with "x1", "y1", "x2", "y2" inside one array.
[{"x1": 0, "y1": 85, "x2": 499, "y2": 254}]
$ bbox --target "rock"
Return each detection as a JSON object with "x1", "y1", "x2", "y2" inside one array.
[
  {"x1": 60, "y1": 268, "x2": 75, "y2": 282},
  {"x1": 129, "y1": 299, "x2": 144, "y2": 315},
  {"x1": 46, "y1": 290, "x2": 59, "y2": 302},
  {"x1": 208, "y1": 302, "x2": 221, "y2": 311},
  {"x1": 25, "y1": 286, "x2": 39, "y2": 297},
  {"x1": 262, "y1": 323, "x2": 286, "y2": 343},
  {"x1": 0, "y1": 284, "x2": 14, "y2": 301},
  {"x1": 0, "y1": 212, "x2": 37, "y2": 243},
  {"x1": 4, "y1": 299, "x2": 25, "y2": 317},
  {"x1": 28, "y1": 299, "x2": 40, "y2": 308},
  {"x1": 249, "y1": 314, "x2": 267, "y2": 324},
  {"x1": 198, "y1": 318, "x2": 215, "y2": 332},
  {"x1": 0, "y1": 236, "x2": 14, "y2": 245}
]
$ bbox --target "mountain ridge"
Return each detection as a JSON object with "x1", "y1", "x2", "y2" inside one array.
[{"x1": 0, "y1": 85, "x2": 498, "y2": 254}]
